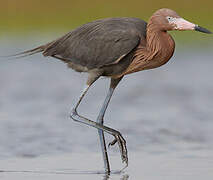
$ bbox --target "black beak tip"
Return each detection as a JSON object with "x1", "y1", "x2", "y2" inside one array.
[{"x1": 195, "y1": 25, "x2": 212, "y2": 34}]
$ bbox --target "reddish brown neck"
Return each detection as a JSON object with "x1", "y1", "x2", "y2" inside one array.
[
  {"x1": 146, "y1": 22, "x2": 175, "y2": 60},
  {"x1": 119, "y1": 20, "x2": 175, "y2": 77}
]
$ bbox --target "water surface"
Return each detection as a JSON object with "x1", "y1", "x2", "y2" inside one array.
[{"x1": 0, "y1": 40, "x2": 213, "y2": 179}]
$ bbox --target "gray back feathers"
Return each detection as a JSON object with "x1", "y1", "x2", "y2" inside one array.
[{"x1": 43, "y1": 17, "x2": 147, "y2": 69}]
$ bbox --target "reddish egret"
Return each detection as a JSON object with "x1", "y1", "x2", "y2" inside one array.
[{"x1": 12, "y1": 8, "x2": 211, "y2": 173}]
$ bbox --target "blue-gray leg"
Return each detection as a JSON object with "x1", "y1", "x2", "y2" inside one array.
[
  {"x1": 96, "y1": 87, "x2": 114, "y2": 173},
  {"x1": 70, "y1": 77, "x2": 127, "y2": 173},
  {"x1": 96, "y1": 77, "x2": 124, "y2": 173}
]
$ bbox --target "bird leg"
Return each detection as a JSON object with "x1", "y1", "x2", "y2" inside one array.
[
  {"x1": 70, "y1": 83, "x2": 111, "y2": 172},
  {"x1": 70, "y1": 77, "x2": 128, "y2": 171},
  {"x1": 96, "y1": 77, "x2": 125, "y2": 172},
  {"x1": 96, "y1": 88, "x2": 113, "y2": 172},
  {"x1": 108, "y1": 138, "x2": 117, "y2": 147},
  {"x1": 70, "y1": 109, "x2": 128, "y2": 164}
]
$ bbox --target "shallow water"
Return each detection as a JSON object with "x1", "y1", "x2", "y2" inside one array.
[
  {"x1": 1, "y1": 150, "x2": 213, "y2": 180},
  {"x1": 0, "y1": 40, "x2": 213, "y2": 179}
]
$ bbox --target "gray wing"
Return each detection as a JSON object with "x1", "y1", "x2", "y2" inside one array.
[{"x1": 43, "y1": 18, "x2": 147, "y2": 69}]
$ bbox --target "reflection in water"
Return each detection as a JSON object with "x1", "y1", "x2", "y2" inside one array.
[
  {"x1": 0, "y1": 169, "x2": 129, "y2": 180},
  {"x1": 103, "y1": 174, "x2": 129, "y2": 180},
  {"x1": 121, "y1": 174, "x2": 129, "y2": 180}
]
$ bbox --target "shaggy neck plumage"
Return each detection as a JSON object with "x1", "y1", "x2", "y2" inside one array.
[
  {"x1": 146, "y1": 20, "x2": 174, "y2": 60},
  {"x1": 120, "y1": 18, "x2": 175, "y2": 76}
]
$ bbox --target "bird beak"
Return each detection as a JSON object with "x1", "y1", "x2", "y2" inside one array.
[
  {"x1": 175, "y1": 18, "x2": 212, "y2": 34},
  {"x1": 194, "y1": 25, "x2": 212, "y2": 34}
]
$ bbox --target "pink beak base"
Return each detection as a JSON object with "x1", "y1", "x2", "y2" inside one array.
[
  {"x1": 176, "y1": 18, "x2": 212, "y2": 34},
  {"x1": 175, "y1": 18, "x2": 196, "y2": 31}
]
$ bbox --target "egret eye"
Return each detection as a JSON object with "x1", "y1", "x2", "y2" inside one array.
[{"x1": 167, "y1": 16, "x2": 174, "y2": 22}]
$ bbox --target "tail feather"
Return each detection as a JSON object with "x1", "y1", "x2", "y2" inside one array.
[{"x1": 1, "y1": 45, "x2": 45, "y2": 59}]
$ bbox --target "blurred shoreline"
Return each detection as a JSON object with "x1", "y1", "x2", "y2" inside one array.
[{"x1": 1, "y1": 0, "x2": 212, "y2": 42}]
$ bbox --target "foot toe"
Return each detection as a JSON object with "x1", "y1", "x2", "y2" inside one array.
[{"x1": 108, "y1": 138, "x2": 117, "y2": 148}]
